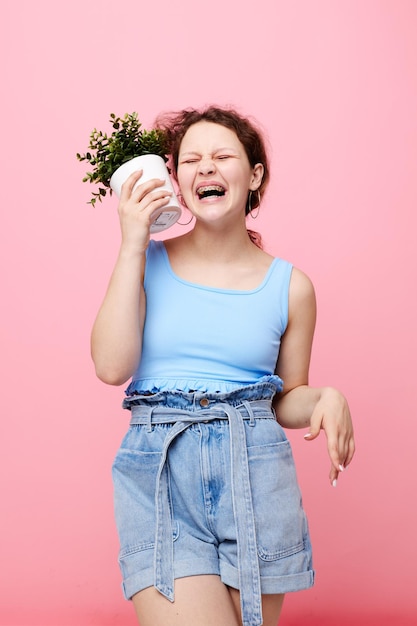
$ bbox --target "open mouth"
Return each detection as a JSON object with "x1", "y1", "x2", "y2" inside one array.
[{"x1": 196, "y1": 185, "x2": 226, "y2": 199}]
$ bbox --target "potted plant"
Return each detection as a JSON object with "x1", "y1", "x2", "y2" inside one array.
[{"x1": 76, "y1": 112, "x2": 181, "y2": 232}]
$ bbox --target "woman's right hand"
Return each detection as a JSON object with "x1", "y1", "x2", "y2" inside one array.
[{"x1": 118, "y1": 170, "x2": 173, "y2": 252}]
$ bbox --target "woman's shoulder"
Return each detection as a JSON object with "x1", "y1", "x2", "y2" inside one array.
[
  {"x1": 157, "y1": 233, "x2": 187, "y2": 255},
  {"x1": 288, "y1": 266, "x2": 316, "y2": 307}
]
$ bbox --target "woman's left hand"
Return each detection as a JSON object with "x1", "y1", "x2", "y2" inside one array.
[{"x1": 304, "y1": 387, "x2": 355, "y2": 486}]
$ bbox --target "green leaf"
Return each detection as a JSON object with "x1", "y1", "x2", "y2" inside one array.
[{"x1": 77, "y1": 111, "x2": 169, "y2": 205}]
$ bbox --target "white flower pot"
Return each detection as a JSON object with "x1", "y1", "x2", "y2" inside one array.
[{"x1": 110, "y1": 154, "x2": 182, "y2": 233}]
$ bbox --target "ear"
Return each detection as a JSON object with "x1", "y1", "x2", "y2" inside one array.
[{"x1": 249, "y1": 163, "x2": 264, "y2": 190}]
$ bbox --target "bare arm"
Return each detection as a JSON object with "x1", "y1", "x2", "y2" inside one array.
[
  {"x1": 91, "y1": 170, "x2": 173, "y2": 385},
  {"x1": 273, "y1": 268, "x2": 355, "y2": 484}
]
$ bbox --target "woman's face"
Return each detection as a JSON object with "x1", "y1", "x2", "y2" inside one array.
[{"x1": 177, "y1": 121, "x2": 263, "y2": 224}]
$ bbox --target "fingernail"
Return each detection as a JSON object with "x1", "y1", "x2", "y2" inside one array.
[
  {"x1": 332, "y1": 479, "x2": 338, "y2": 488},
  {"x1": 339, "y1": 464, "x2": 345, "y2": 472},
  {"x1": 304, "y1": 433, "x2": 312, "y2": 439}
]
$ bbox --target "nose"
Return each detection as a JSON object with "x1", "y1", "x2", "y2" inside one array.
[{"x1": 198, "y1": 156, "x2": 216, "y2": 175}]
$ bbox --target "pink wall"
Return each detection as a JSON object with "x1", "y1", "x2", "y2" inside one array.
[{"x1": 1, "y1": 1, "x2": 416, "y2": 624}]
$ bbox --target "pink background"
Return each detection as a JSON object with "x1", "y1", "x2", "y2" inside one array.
[{"x1": 2, "y1": 1, "x2": 416, "y2": 624}]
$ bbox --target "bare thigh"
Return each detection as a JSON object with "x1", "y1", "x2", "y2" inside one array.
[
  {"x1": 132, "y1": 575, "x2": 240, "y2": 626},
  {"x1": 132, "y1": 575, "x2": 285, "y2": 626},
  {"x1": 229, "y1": 587, "x2": 285, "y2": 626}
]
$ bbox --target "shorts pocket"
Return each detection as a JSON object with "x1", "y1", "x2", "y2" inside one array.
[
  {"x1": 118, "y1": 520, "x2": 180, "y2": 558},
  {"x1": 247, "y1": 439, "x2": 308, "y2": 561},
  {"x1": 112, "y1": 425, "x2": 177, "y2": 557},
  {"x1": 117, "y1": 519, "x2": 179, "y2": 584}
]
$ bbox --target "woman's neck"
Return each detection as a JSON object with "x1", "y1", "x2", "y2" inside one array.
[{"x1": 183, "y1": 220, "x2": 257, "y2": 263}]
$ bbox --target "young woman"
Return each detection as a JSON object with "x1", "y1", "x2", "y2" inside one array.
[{"x1": 91, "y1": 106, "x2": 355, "y2": 626}]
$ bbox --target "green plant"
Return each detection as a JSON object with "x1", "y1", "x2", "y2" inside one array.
[{"x1": 76, "y1": 112, "x2": 168, "y2": 206}]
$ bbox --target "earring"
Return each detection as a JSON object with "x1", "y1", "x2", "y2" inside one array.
[
  {"x1": 176, "y1": 193, "x2": 195, "y2": 225},
  {"x1": 248, "y1": 190, "x2": 261, "y2": 219},
  {"x1": 178, "y1": 212, "x2": 194, "y2": 226}
]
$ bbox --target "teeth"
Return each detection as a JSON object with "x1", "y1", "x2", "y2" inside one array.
[{"x1": 197, "y1": 185, "x2": 225, "y2": 198}]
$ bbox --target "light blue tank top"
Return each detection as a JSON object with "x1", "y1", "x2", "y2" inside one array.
[{"x1": 126, "y1": 239, "x2": 293, "y2": 395}]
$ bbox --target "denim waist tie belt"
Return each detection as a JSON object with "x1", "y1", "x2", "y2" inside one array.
[{"x1": 129, "y1": 398, "x2": 273, "y2": 626}]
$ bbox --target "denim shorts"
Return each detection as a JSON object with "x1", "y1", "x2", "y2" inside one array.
[{"x1": 112, "y1": 380, "x2": 314, "y2": 626}]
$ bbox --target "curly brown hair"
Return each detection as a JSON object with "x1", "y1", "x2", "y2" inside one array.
[{"x1": 155, "y1": 106, "x2": 270, "y2": 217}]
